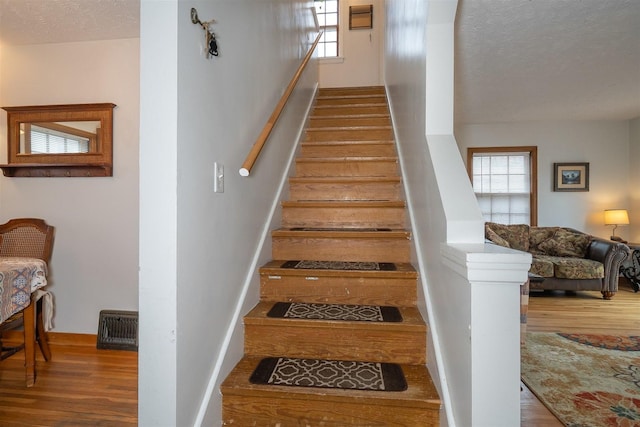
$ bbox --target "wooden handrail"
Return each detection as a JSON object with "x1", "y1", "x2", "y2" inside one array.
[{"x1": 239, "y1": 32, "x2": 322, "y2": 177}]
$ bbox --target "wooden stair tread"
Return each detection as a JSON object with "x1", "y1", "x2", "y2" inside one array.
[
  {"x1": 307, "y1": 125, "x2": 392, "y2": 131},
  {"x1": 259, "y1": 261, "x2": 419, "y2": 306},
  {"x1": 313, "y1": 105, "x2": 390, "y2": 114},
  {"x1": 310, "y1": 113, "x2": 390, "y2": 119},
  {"x1": 318, "y1": 86, "x2": 385, "y2": 95},
  {"x1": 304, "y1": 130, "x2": 393, "y2": 142},
  {"x1": 315, "y1": 101, "x2": 387, "y2": 108},
  {"x1": 296, "y1": 156, "x2": 397, "y2": 162},
  {"x1": 222, "y1": 356, "x2": 441, "y2": 409},
  {"x1": 282, "y1": 200, "x2": 405, "y2": 208},
  {"x1": 301, "y1": 140, "x2": 395, "y2": 146},
  {"x1": 317, "y1": 93, "x2": 386, "y2": 99},
  {"x1": 261, "y1": 260, "x2": 417, "y2": 278},
  {"x1": 305, "y1": 126, "x2": 392, "y2": 132},
  {"x1": 272, "y1": 228, "x2": 410, "y2": 238},
  {"x1": 316, "y1": 95, "x2": 386, "y2": 101},
  {"x1": 245, "y1": 302, "x2": 425, "y2": 330},
  {"x1": 289, "y1": 176, "x2": 401, "y2": 183},
  {"x1": 299, "y1": 142, "x2": 398, "y2": 158},
  {"x1": 309, "y1": 120, "x2": 391, "y2": 129}
]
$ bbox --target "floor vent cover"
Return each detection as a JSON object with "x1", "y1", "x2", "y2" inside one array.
[{"x1": 97, "y1": 310, "x2": 138, "y2": 351}]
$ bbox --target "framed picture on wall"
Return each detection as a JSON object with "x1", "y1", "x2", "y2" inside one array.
[{"x1": 554, "y1": 162, "x2": 589, "y2": 192}]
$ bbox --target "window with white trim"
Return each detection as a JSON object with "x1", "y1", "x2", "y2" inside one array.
[
  {"x1": 314, "y1": 0, "x2": 339, "y2": 58},
  {"x1": 467, "y1": 147, "x2": 538, "y2": 225}
]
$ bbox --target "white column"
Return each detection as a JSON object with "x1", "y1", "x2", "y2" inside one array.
[{"x1": 442, "y1": 243, "x2": 531, "y2": 427}]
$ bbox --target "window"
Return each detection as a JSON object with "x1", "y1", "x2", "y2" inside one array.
[
  {"x1": 314, "y1": 0, "x2": 339, "y2": 58},
  {"x1": 27, "y1": 124, "x2": 90, "y2": 154},
  {"x1": 467, "y1": 147, "x2": 538, "y2": 226}
]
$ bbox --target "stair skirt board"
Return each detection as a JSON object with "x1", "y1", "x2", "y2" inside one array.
[
  {"x1": 280, "y1": 260, "x2": 397, "y2": 271},
  {"x1": 266, "y1": 302, "x2": 403, "y2": 323},
  {"x1": 249, "y1": 357, "x2": 408, "y2": 392}
]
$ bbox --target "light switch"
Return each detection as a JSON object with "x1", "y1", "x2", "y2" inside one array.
[{"x1": 214, "y1": 162, "x2": 224, "y2": 193}]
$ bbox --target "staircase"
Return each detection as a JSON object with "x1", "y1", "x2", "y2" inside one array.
[{"x1": 221, "y1": 87, "x2": 441, "y2": 425}]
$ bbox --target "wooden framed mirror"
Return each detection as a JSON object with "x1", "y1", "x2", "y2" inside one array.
[{"x1": 1, "y1": 103, "x2": 116, "y2": 177}]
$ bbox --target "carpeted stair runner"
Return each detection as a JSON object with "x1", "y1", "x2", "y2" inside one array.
[
  {"x1": 280, "y1": 260, "x2": 396, "y2": 271},
  {"x1": 250, "y1": 357, "x2": 408, "y2": 391},
  {"x1": 267, "y1": 302, "x2": 403, "y2": 322}
]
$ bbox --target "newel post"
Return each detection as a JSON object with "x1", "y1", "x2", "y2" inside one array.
[{"x1": 442, "y1": 243, "x2": 531, "y2": 427}]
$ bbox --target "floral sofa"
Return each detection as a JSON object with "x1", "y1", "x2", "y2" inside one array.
[{"x1": 485, "y1": 222, "x2": 630, "y2": 299}]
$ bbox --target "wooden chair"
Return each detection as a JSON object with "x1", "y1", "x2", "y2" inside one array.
[{"x1": 0, "y1": 218, "x2": 55, "y2": 363}]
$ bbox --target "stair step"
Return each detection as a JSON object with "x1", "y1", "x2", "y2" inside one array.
[
  {"x1": 265, "y1": 301, "x2": 404, "y2": 322},
  {"x1": 300, "y1": 140, "x2": 397, "y2": 158},
  {"x1": 288, "y1": 176, "x2": 402, "y2": 201},
  {"x1": 309, "y1": 115, "x2": 390, "y2": 128},
  {"x1": 221, "y1": 356, "x2": 441, "y2": 426},
  {"x1": 221, "y1": 86, "x2": 440, "y2": 425},
  {"x1": 244, "y1": 302, "x2": 426, "y2": 364},
  {"x1": 305, "y1": 127, "x2": 393, "y2": 142},
  {"x1": 295, "y1": 157, "x2": 398, "y2": 177},
  {"x1": 313, "y1": 104, "x2": 390, "y2": 116},
  {"x1": 315, "y1": 94, "x2": 387, "y2": 107},
  {"x1": 281, "y1": 200, "x2": 406, "y2": 229},
  {"x1": 271, "y1": 228, "x2": 411, "y2": 263},
  {"x1": 260, "y1": 260, "x2": 418, "y2": 306},
  {"x1": 318, "y1": 86, "x2": 386, "y2": 97}
]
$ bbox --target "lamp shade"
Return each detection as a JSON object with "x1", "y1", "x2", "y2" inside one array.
[{"x1": 604, "y1": 209, "x2": 630, "y2": 226}]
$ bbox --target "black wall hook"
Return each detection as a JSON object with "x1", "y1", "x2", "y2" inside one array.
[{"x1": 191, "y1": 8, "x2": 219, "y2": 58}]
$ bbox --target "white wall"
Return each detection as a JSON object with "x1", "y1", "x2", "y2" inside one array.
[
  {"x1": 386, "y1": 1, "x2": 526, "y2": 426},
  {"x1": 139, "y1": 1, "x2": 317, "y2": 425},
  {"x1": 455, "y1": 121, "x2": 632, "y2": 240},
  {"x1": 630, "y1": 117, "x2": 640, "y2": 242},
  {"x1": 0, "y1": 39, "x2": 140, "y2": 334},
  {"x1": 319, "y1": 0, "x2": 384, "y2": 88}
]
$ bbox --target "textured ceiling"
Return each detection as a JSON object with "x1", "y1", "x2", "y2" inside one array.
[
  {"x1": 455, "y1": 0, "x2": 640, "y2": 123},
  {"x1": 0, "y1": 0, "x2": 638, "y2": 124},
  {"x1": 0, "y1": 0, "x2": 139, "y2": 45}
]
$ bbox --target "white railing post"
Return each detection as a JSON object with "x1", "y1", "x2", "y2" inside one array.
[{"x1": 442, "y1": 243, "x2": 531, "y2": 426}]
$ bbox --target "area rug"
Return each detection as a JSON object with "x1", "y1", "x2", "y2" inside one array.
[
  {"x1": 267, "y1": 302, "x2": 402, "y2": 322},
  {"x1": 521, "y1": 332, "x2": 640, "y2": 426},
  {"x1": 280, "y1": 260, "x2": 396, "y2": 271},
  {"x1": 249, "y1": 357, "x2": 407, "y2": 391}
]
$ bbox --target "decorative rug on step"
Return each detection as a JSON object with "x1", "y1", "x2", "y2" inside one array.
[
  {"x1": 521, "y1": 332, "x2": 640, "y2": 426},
  {"x1": 280, "y1": 260, "x2": 396, "y2": 271},
  {"x1": 267, "y1": 302, "x2": 402, "y2": 322},
  {"x1": 250, "y1": 357, "x2": 407, "y2": 391}
]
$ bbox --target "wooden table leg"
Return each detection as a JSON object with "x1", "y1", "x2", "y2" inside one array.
[{"x1": 23, "y1": 302, "x2": 36, "y2": 387}]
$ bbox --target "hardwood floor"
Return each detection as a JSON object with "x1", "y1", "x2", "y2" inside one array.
[
  {"x1": 521, "y1": 278, "x2": 640, "y2": 426},
  {"x1": 0, "y1": 280, "x2": 635, "y2": 425},
  {"x1": 0, "y1": 338, "x2": 137, "y2": 426}
]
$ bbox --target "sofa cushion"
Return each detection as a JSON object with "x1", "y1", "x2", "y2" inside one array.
[
  {"x1": 551, "y1": 257, "x2": 604, "y2": 280},
  {"x1": 485, "y1": 226, "x2": 511, "y2": 248},
  {"x1": 537, "y1": 228, "x2": 592, "y2": 258},
  {"x1": 529, "y1": 227, "x2": 558, "y2": 255},
  {"x1": 485, "y1": 222, "x2": 530, "y2": 251},
  {"x1": 530, "y1": 255, "x2": 554, "y2": 277}
]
